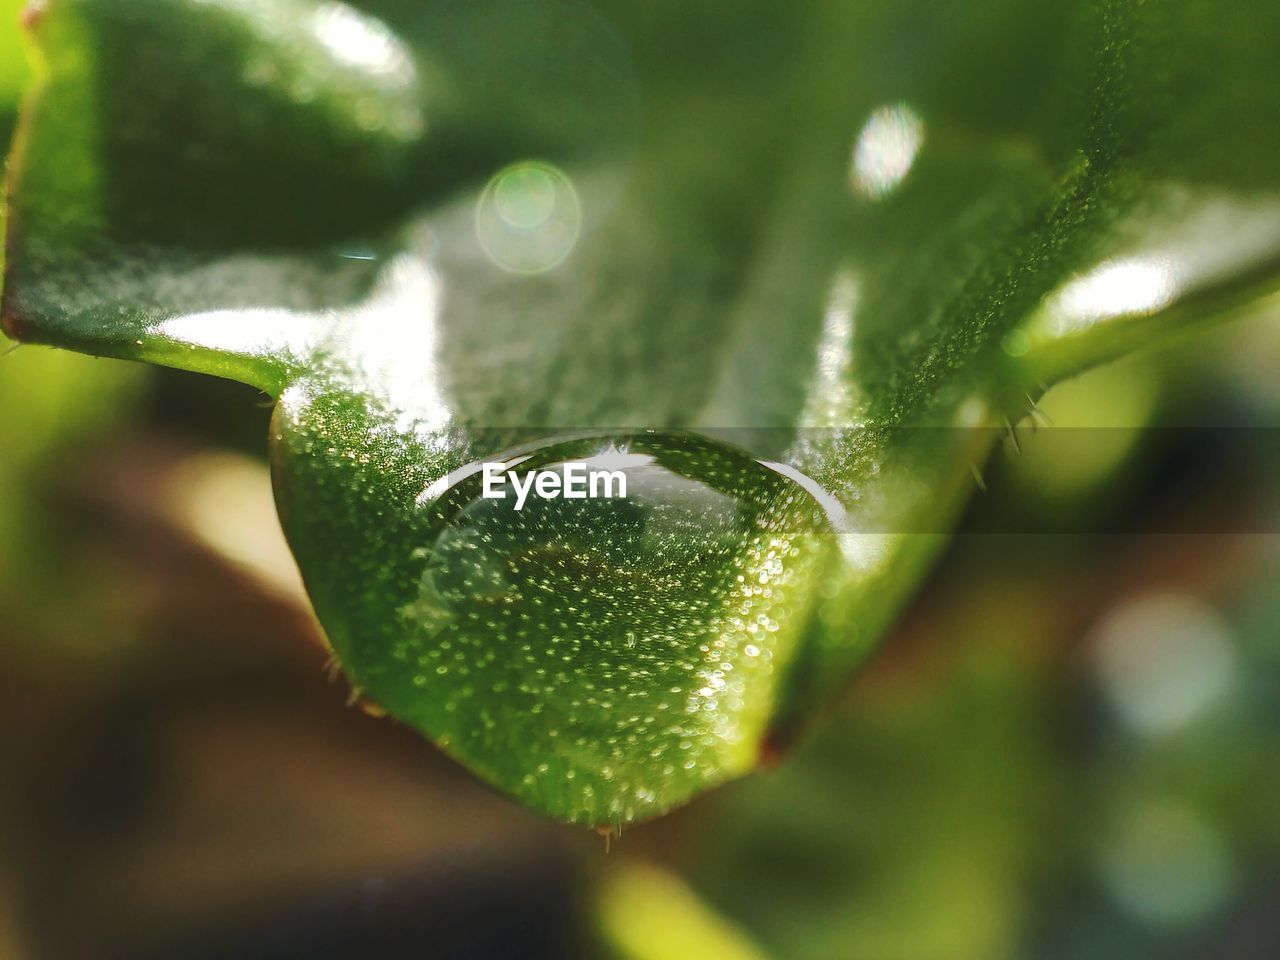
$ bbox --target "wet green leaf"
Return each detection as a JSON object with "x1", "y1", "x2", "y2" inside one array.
[{"x1": 4, "y1": 0, "x2": 1280, "y2": 826}]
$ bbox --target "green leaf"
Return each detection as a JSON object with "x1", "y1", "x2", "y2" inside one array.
[{"x1": 4, "y1": 0, "x2": 1280, "y2": 826}]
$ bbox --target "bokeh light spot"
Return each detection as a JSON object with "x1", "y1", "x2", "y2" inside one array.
[
  {"x1": 477, "y1": 161, "x2": 582, "y2": 274},
  {"x1": 1046, "y1": 257, "x2": 1177, "y2": 334},
  {"x1": 1099, "y1": 798, "x2": 1236, "y2": 927},
  {"x1": 851, "y1": 104, "x2": 925, "y2": 199},
  {"x1": 1092, "y1": 592, "x2": 1237, "y2": 737}
]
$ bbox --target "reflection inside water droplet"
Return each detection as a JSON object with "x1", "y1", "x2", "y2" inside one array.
[{"x1": 412, "y1": 433, "x2": 831, "y2": 618}]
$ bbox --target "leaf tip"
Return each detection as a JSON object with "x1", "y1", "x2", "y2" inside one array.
[
  {"x1": 19, "y1": 1, "x2": 46, "y2": 32},
  {"x1": 595, "y1": 825, "x2": 617, "y2": 852},
  {"x1": 756, "y1": 729, "x2": 792, "y2": 771},
  {"x1": 0, "y1": 304, "x2": 28, "y2": 343}
]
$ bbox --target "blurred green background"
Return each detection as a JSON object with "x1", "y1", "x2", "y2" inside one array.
[{"x1": 4, "y1": 1, "x2": 1280, "y2": 958}]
